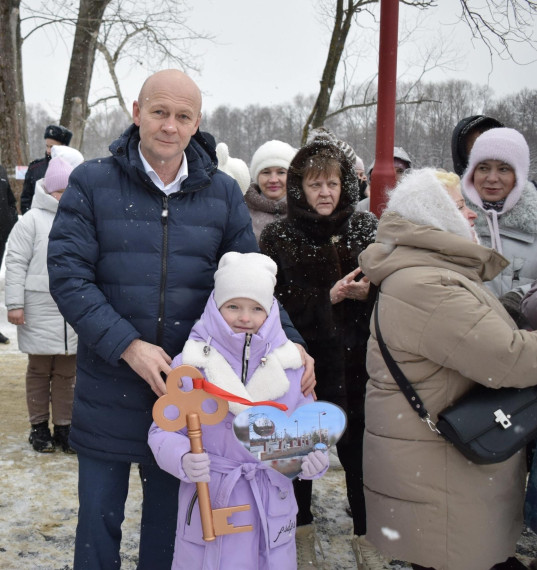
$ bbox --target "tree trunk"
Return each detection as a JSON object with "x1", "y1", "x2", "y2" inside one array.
[
  {"x1": 302, "y1": 0, "x2": 356, "y2": 144},
  {"x1": 0, "y1": 0, "x2": 28, "y2": 193},
  {"x1": 60, "y1": 0, "x2": 111, "y2": 150}
]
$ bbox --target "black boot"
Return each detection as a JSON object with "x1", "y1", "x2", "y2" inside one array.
[
  {"x1": 490, "y1": 557, "x2": 528, "y2": 569},
  {"x1": 53, "y1": 424, "x2": 76, "y2": 454},
  {"x1": 29, "y1": 422, "x2": 55, "y2": 453}
]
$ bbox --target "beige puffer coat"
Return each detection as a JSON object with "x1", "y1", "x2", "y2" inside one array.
[{"x1": 359, "y1": 212, "x2": 537, "y2": 570}]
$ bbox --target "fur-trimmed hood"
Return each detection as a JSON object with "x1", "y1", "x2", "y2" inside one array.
[
  {"x1": 465, "y1": 181, "x2": 537, "y2": 255},
  {"x1": 385, "y1": 168, "x2": 475, "y2": 242},
  {"x1": 181, "y1": 293, "x2": 303, "y2": 415},
  {"x1": 471, "y1": 181, "x2": 537, "y2": 237}
]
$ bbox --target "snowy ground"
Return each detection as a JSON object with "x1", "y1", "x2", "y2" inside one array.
[{"x1": 1, "y1": 264, "x2": 536, "y2": 569}]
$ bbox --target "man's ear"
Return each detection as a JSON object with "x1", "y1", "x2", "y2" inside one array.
[{"x1": 133, "y1": 101, "x2": 141, "y2": 126}]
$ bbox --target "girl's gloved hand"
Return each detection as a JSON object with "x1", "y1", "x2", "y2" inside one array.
[
  {"x1": 182, "y1": 452, "x2": 211, "y2": 483},
  {"x1": 299, "y1": 450, "x2": 329, "y2": 478}
]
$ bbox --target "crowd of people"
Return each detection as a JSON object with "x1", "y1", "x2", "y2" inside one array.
[{"x1": 1, "y1": 67, "x2": 537, "y2": 570}]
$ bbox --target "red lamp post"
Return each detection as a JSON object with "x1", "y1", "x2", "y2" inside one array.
[{"x1": 369, "y1": 0, "x2": 400, "y2": 219}]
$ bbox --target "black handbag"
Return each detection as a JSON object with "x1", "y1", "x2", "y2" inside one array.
[{"x1": 373, "y1": 300, "x2": 537, "y2": 465}]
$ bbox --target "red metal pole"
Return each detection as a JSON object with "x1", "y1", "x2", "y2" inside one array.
[{"x1": 369, "y1": 0, "x2": 400, "y2": 219}]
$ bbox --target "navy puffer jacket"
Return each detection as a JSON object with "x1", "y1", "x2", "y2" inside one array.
[{"x1": 47, "y1": 125, "x2": 260, "y2": 463}]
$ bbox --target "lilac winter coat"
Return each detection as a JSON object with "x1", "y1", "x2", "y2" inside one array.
[{"x1": 148, "y1": 294, "x2": 315, "y2": 570}]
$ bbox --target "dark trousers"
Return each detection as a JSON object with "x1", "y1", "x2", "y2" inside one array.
[
  {"x1": 294, "y1": 411, "x2": 366, "y2": 535},
  {"x1": 74, "y1": 452, "x2": 179, "y2": 569}
]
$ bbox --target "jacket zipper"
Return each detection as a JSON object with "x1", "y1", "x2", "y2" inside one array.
[
  {"x1": 241, "y1": 334, "x2": 252, "y2": 384},
  {"x1": 64, "y1": 320, "x2": 68, "y2": 355},
  {"x1": 157, "y1": 196, "x2": 169, "y2": 346}
]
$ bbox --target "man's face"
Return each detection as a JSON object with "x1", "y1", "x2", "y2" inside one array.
[
  {"x1": 45, "y1": 138, "x2": 62, "y2": 157},
  {"x1": 133, "y1": 73, "x2": 201, "y2": 170}
]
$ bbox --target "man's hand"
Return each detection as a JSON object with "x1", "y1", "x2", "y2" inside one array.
[
  {"x1": 8, "y1": 308, "x2": 25, "y2": 325},
  {"x1": 121, "y1": 339, "x2": 173, "y2": 397},
  {"x1": 295, "y1": 343, "x2": 317, "y2": 399}
]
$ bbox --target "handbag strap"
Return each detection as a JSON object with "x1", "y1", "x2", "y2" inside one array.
[{"x1": 374, "y1": 300, "x2": 439, "y2": 432}]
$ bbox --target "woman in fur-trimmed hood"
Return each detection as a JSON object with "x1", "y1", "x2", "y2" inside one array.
[
  {"x1": 462, "y1": 127, "x2": 537, "y2": 298},
  {"x1": 260, "y1": 138, "x2": 379, "y2": 566},
  {"x1": 359, "y1": 168, "x2": 537, "y2": 570}
]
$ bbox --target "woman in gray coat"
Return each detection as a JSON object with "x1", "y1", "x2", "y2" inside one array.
[{"x1": 462, "y1": 127, "x2": 537, "y2": 311}]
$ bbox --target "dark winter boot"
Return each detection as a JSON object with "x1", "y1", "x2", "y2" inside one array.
[
  {"x1": 53, "y1": 424, "x2": 76, "y2": 454},
  {"x1": 490, "y1": 557, "x2": 529, "y2": 569},
  {"x1": 29, "y1": 422, "x2": 55, "y2": 453}
]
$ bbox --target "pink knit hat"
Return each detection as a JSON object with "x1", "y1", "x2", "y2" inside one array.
[
  {"x1": 462, "y1": 127, "x2": 530, "y2": 213},
  {"x1": 44, "y1": 157, "x2": 74, "y2": 194}
]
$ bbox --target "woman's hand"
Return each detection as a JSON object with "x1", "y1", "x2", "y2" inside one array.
[{"x1": 330, "y1": 267, "x2": 370, "y2": 303}]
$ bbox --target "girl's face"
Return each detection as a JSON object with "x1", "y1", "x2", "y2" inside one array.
[
  {"x1": 219, "y1": 297, "x2": 268, "y2": 334},
  {"x1": 257, "y1": 167, "x2": 288, "y2": 201},
  {"x1": 302, "y1": 173, "x2": 341, "y2": 216},
  {"x1": 50, "y1": 190, "x2": 65, "y2": 201},
  {"x1": 473, "y1": 160, "x2": 516, "y2": 202}
]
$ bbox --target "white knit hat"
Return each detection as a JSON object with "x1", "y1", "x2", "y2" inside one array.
[
  {"x1": 214, "y1": 252, "x2": 277, "y2": 314},
  {"x1": 216, "y1": 142, "x2": 251, "y2": 194},
  {"x1": 462, "y1": 127, "x2": 530, "y2": 213},
  {"x1": 249, "y1": 140, "x2": 296, "y2": 182},
  {"x1": 50, "y1": 145, "x2": 84, "y2": 168}
]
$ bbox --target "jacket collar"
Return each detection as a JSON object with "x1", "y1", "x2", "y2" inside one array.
[
  {"x1": 109, "y1": 124, "x2": 216, "y2": 194},
  {"x1": 181, "y1": 339, "x2": 301, "y2": 416}
]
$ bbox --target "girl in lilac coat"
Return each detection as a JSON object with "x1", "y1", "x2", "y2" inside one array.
[{"x1": 148, "y1": 252, "x2": 328, "y2": 570}]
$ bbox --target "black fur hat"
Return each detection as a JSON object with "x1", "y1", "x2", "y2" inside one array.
[{"x1": 44, "y1": 124, "x2": 73, "y2": 146}]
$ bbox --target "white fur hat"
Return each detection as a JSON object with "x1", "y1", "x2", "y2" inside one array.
[
  {"x1": 216, "y1": 142, "x2": 251, "y2": 195},
  {"x1": 386, "y1": 168, "x2": 474, "y2": 241},
  {"x1": 462, "y1": 127, "x2": 530, "y2": 214},
  {"x1": 214, "y1": 252, "x2": 277, "y2": 314},
  {"x1": 249, "y1": 140, "x2": 296, "y2": 182}
]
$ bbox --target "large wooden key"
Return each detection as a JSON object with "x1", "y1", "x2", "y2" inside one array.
[{"x1": 152, "y1": 365, "x2": 253, "y2": 541}]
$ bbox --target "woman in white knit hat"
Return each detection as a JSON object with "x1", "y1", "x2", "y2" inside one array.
[
  {"x1": 245, "y1": 140, "x2": 296, "y2": 241},
  {"x1": 462, "y1": 127, "x2": 537, "y2": 312}
]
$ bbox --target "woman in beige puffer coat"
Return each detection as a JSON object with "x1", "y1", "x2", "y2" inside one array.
[{"x1": 359, "y1": 168, "x2": 536, "y2": 570}]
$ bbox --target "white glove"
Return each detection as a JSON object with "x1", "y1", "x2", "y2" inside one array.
[
  {"x1": 300, "y1": 450, "x2": 329, "y2": 478},
  {"x1": 182, "y1": 452, "x2": 211, "y2": 483}
]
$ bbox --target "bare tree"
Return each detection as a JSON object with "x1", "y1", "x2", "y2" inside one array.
[
  {"x1": 59, "y1": 0, "x2": 111, "y2": 149},
  {"x1": 303, "y1": 0, "x2": 537, "y2": 144},
  {"x1": 94, "y1": 0, "x2": 211, "y2": 121},
  {"x1": 21, "y1": 0, "x2": 208, "y2": 148},
  {"x1": 457, "y1": 0, "x2": 537, "y2": 60},
  {"x1": 301, "y1": 0, "x2": 434, "y2": 143},
  {"x1": 0, "y1": 0, "x2": 28, "y2": 180}
]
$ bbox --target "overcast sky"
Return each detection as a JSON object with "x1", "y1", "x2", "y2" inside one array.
[{"x1": 22, "y1": 0, "x2": 537, "y2": 119}]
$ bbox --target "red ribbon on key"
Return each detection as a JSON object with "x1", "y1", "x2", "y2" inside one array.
[{"x1": 192, "y1": 377, "x2": 288, "y2": 411}]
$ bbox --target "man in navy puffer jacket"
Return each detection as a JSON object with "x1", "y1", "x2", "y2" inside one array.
[{"x1": 48, "y1": 70, "x2": 313, "y2": 570}]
